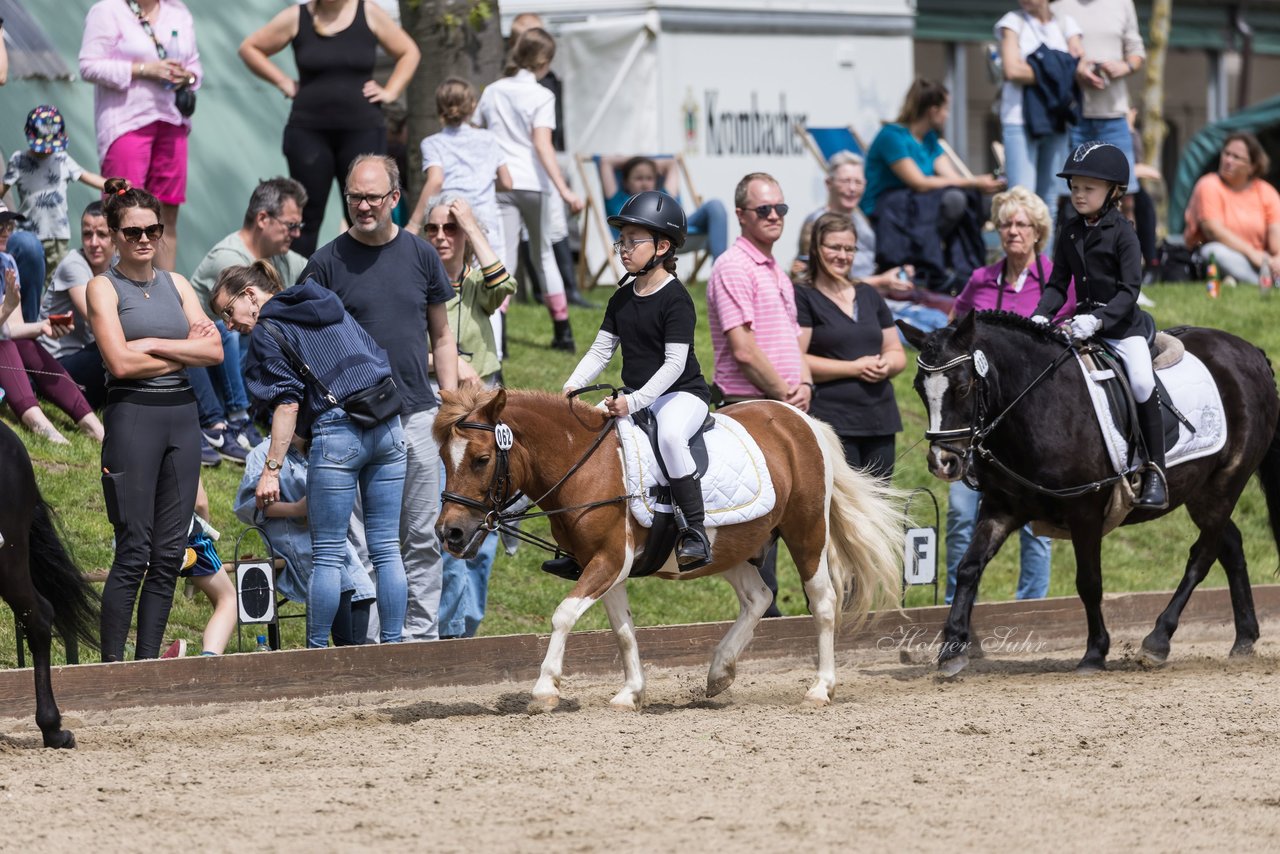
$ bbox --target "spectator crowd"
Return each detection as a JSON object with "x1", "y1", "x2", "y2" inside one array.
[{"x1": 2, "y1": 0, "x2": 1271, "y2": 658}]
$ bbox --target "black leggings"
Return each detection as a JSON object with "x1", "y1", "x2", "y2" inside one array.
[
  {"x1": 283, "y1": 124, "x2": 386, "y2": 258},
  {"x1": 100, "y1": 399, "x2": 202, "y2": 660},
  {"x1": 840, "y1": 434, "x2": 896, "y2": 481}
]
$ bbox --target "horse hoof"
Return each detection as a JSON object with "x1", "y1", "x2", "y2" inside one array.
[
  {"x1": 706, "y1": 665, "x2": 736, "y2": 698},
  {"x1": 1229, "y1": 641, "x2": 1256, "y2": 658},
  {"x1": 527, "y1": 695, "x2": 560, "y2": 715},
  {"x1": 1076, "y1": 659, "x2": 1107, "y2": 674},
  {"x1": 937, "y1": 654, "x2": 969, "y2": 678},
  {"x1": 608, "y1": 692, "x2": 642, "y2": 711},
  {"x1": 802, "y1": 690, "x2": 832, "y2": 708},
  {"x1": 1139, "y1": 643, "x2": 1169, "y2": 669},
  {"x1": 43, "y1": 729, "x2": 75, "y2": 750}
]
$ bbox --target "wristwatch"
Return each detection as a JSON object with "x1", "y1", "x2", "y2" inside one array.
[{"x1": 265, "y1": 457, "x2": 282, "y2": 472}]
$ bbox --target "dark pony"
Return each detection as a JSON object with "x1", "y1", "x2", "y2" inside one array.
[
  {"x1": 1, "y1": 423, "x2": 99, "y2": 747},
  {"x1": 902, "y1": 311, "x2": 1280, "y2": 674}
]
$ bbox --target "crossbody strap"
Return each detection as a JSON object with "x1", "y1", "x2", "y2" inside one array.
[
  {"x1": 261, "y1": 320, "x2": 340, "y2": 406},
  {"x1": 126, "y1": 0, "x2": 170, "y2": 60}
]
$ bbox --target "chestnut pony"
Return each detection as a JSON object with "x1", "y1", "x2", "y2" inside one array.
[{"x1": 434, "y1": 385, "x2": 903, "y2": 711}]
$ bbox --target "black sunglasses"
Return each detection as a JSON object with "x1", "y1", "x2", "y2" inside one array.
[
  {"x1": 115, "y1": 224, "x2": 165, "y2": 243},
  {"x1": 744, "y1": 203, "x2": 789, "y2": 219}
]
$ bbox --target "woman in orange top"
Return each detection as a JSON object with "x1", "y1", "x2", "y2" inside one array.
[{"x1": 1184, "y1": 131, "x2": 1280, "y2": 285}]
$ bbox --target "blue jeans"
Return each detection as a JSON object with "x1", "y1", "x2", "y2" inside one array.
[
  {"x1": 9, "y1": 230, "x2": 46, "y2": 323},
  {"x1": 1002, "y1": 123, "x2": 1070, "y2": 212},
  {"x1": 437, "y1": 506, "x2": 497, "y2": 639},
  {"x1": 1070, "y1": 117, "x2": 1139, "y2": 194},
  {"x1": 306, "y1": 410, "x2": 409, "y2": 647},
  {"x1": 190, "y1": 322, "x2": 250, "y2": 426},
  {"x1": 945, "y1": 481, "x2": 1051, "y2": 603},
  {"x1": 687, "y1": 199, "x2": 729, "y2": 259}
]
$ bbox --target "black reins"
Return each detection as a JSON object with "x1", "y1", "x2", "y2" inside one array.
[
  {"x1": 918, "y1": 333, "x2": 1130, "y2": 499},
  {"x1": 439, "y1": 385, "x2": 635, "y2": 557}
]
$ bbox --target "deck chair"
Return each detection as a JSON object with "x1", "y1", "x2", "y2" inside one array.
[
  {"x1": 796, "y1": 123, "x2": 867, "y2": 170},
  {"x1": 575, "y1": 153, "x2": 713, "y2": 289}
]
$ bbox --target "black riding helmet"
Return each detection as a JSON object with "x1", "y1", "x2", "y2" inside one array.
[
  {"x1": 608, "y1": 190, "x2": 688, "y2": 249},
  {"x1": 1057, "y1": 141, "x2": 1130, "y2": 187}
]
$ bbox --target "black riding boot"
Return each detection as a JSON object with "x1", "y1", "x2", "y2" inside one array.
[
  {"x1": 1134, "y1": 395, "x2": 1169, "y2": 510},
  {"x1": 550, "y1": 318, "x2": 575, "y2": 352},
  {"x1": 669, "y1": 475, "x2": 712, "y2": 571}
]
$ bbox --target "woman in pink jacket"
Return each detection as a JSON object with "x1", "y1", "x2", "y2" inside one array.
[{"x1": 79, "y1": 0, "x2": 202, "y2": 272}]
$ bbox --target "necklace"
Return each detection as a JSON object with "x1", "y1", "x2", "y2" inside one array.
[{"x1": 114, "y1": 265, "x2": 157, "y2": 298}]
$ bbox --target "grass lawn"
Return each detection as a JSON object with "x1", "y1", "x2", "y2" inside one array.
[{"x1": 2, "y1": 277, "x2": 1277, "y2": 665}]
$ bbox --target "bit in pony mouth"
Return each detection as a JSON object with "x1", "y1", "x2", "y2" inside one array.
[{"x1": 876, "y1": 625, "x2": 1050, "y2": 657}]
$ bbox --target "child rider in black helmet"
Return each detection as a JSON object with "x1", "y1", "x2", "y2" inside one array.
[
  {"x1": 1032, "y1": 141, "x2": 1167, "y2": 510},
  {"x1": 563, "y1": 191, "x2": 715, "y2": 569}
]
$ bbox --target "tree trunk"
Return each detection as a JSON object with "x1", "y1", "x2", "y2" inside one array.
[
  {"x1": 399, "y1": 0, "x2": 506, "y2": 202},
  {"x1": 1139, "y1": 0, "x2": 1172, "y2": 237}
]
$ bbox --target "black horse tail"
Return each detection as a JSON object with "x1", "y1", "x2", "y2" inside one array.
[
  {"x1": 29, "y1": 493, "x2": 101, "y2": 653},
  {"x1": 1258, "y1": 418, "x2": 1280, "y2": 577}
]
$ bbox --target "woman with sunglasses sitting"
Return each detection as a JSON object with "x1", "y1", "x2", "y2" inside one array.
[
  {"x1": 86, "y1": 178, "x2": 224, "y2": 661},
  {"x1": 563, "y1": 192, "x2": 714, "y2": 571},
  {"x1": 210, "y1": 261, "x2": 409, "y2": 647}
]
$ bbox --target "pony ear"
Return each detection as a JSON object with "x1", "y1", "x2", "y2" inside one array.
[
  {"x1": 480, "y1": 387, "x2": 508, "y2": 422},
  {"x1": 895, "y1": 320, "x2": 929, "y2": 350},
  {"x1": 953, "y1": 310, "x2": 977, "y2": 345}
]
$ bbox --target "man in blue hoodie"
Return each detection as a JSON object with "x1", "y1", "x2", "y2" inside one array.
[{"x1": 300, "y1": 154, "x2": 458, "y2": 642}]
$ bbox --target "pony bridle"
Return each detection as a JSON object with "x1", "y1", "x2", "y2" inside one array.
[
  {"x1": 440, "y1": 420, "x2": 518, "y2": 530},
  {"x1": 916, "y1": 350, "x2": 991, "y2": 452}
]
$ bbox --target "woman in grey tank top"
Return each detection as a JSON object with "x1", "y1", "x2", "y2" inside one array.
[{"x1": 86, "y1": 179, "x2": 224, "y2": 662}]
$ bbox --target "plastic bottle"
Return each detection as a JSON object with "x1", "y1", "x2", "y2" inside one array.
[
  {"x1": 255, "y1": 634, "x2": 270, "y2": 652},
  {"x1": 1207, "y1": 253, "x2": 1220, "y2": 299},
  {"x1": 163, "y1": 30, "x2": 180, "y2": 90},
  {"x1": 1261, "y1": 258, "x2": 1274, "y2": 296}
]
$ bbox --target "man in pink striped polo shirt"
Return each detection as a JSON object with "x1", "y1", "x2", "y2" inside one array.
[
  {"x1": 706, "y1": 172, "x2": 814, "y2": 617},
  {"x1": 707, "y1": 172, "x2": 814, "y2": 410}
]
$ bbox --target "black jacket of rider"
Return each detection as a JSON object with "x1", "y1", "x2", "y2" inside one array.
[{"x1": 1035, "y1": 205, "x2": 1153, "y2": 341}]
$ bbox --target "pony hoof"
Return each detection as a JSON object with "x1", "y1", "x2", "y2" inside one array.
[
  {"x1": 1229, "y1": 641, "x2": 1256, "y2": 658},
  {"x1": 706, "y1": 666, "x2": 736, "y2": 698},
  {"x1": 608, "y1": 693, "x2": 642, "y2": 711},
  {"x1": 43, "y1": 729, "x2": 75, "y2": 749},
  {"x1": 1075, "y1": 659, "x2": 1107, "y2": 674},
  {"x1": 802, "y1": 690, "x2": 832, "y2": 708},
  {"x1": 1139, "y1": 643, "x2": 1169, "y2": 669},
  {"x1": 937, "y1": 654, "x2": 969, "y2": 679},
  {"x1": 527, "y1": 695, "x2": 560, "y2": 714}
]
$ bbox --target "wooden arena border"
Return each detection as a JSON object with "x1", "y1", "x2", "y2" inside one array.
[{"x1": 2, "y1": 585, "x2": 1277, "y2": 718}]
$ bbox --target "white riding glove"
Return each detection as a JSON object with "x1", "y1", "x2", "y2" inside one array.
[
  {"x1": 1069, "y1": 314, "x2": 1102, "y2": 340},
  {"x1": 1030, "y1": 315, "x2": 1050, "y2": 327}
]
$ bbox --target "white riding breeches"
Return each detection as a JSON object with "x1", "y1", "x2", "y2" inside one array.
[
  {"x1": 1103, "y1": 335, "x2": 1156, "y2": 403},
  {"x1": 648, "y1": 391, "x2": 710, "y2": 480}
]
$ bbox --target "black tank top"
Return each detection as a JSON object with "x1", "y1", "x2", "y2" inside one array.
[{"x1": 287, "y1": 1, "x2": 385, "y2": 131}]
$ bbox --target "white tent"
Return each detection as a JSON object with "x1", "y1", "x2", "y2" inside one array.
[{"x1": 504, "y1": 0, "x2": 917, "y2": 280}]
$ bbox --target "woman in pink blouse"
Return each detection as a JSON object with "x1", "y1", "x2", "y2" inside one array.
[{"x1": 79, "y1": 0, "x2": 202, "y2": 272}]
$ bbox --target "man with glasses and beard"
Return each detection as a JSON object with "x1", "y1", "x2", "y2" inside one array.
[
  {"x1": 301, "y1": 153, "x2": 458, "y2": 642},
  {"x1": 706, "y1": 171, "x2": 815, "y2": 618},
  {"x1": 186, "y1": 177, "x2": 311, "y2": 465}
]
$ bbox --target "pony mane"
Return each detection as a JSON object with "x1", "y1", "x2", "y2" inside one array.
[
  {"x1": 433, "y1": 386, "x2": 610, "y2": 444},
  {"x1": 973, "y1": 309, "x2": 1061, "y2": 340}
]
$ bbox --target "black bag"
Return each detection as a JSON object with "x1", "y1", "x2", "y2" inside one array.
[
  {"x1": 1156, "y1": 241, "x2": 1205, "y2": 283},
  {"x1": 174, "y1": 85, "x2": 197, "y2": 118},
  {"x1": 262, "y1": 321, "x2": 402, "y2": 429}
]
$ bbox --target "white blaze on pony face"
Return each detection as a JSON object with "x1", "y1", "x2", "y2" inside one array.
[
  {"x1": 446, "y1": 435, "x2": 469, "y2": 477},
  {"x1": 923, "y1": 373, "x2": 950, "y2": 434}
]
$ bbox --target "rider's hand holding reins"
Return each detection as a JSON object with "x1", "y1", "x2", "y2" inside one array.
[{"x1": 1069, "y1": 314, "x2": 1102, "y2": 341}]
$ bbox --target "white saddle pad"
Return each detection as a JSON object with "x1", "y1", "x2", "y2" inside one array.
[
  {"x1": 1077, "y1": 349, "x2": 1227, "y2": 475},
  {"x1": 615, "y1": 413, "x2": 776, "y2": 528}
]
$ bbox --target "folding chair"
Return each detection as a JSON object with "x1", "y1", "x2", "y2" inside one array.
[
  {"x1": 576, "y1": 153, "x2": 714, "y2": 290},
  {"x1": 795, "y1": 123, "x2": 867, "y2": 171}
]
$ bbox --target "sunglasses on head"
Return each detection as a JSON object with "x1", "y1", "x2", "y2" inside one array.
[
  {"x1": 746, "y1": 203, "x2": 789, "y2": 219},
  {"x1": 115, "y1": 224, "x2": 165, "y2": 243},
  {"x1": 426, "y1": 222, "x2": 459, "y2": 236}
]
